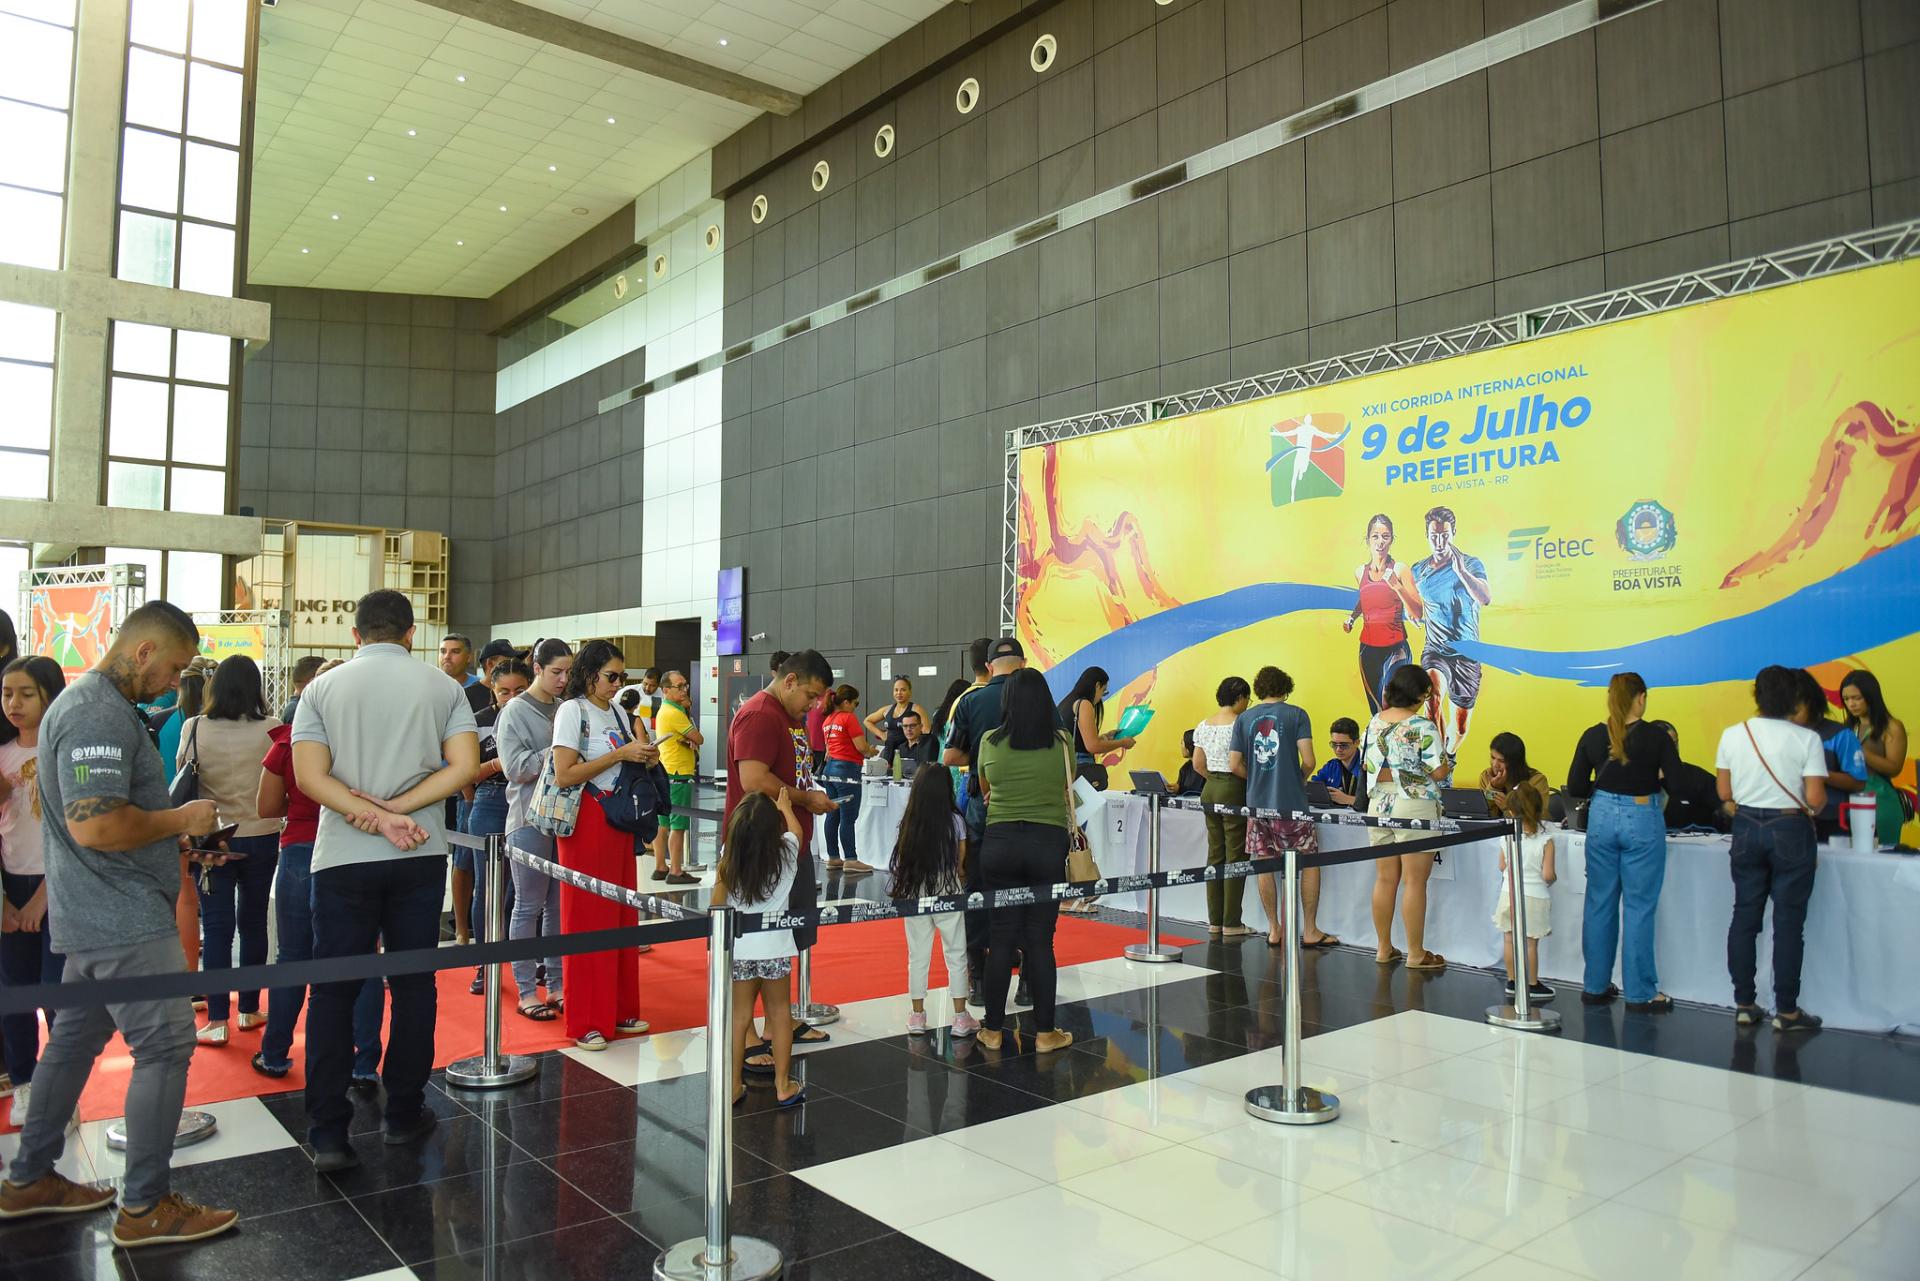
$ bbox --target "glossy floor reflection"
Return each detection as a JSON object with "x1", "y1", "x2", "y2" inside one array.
[{"x1": 2, "y1": 941, "x2": 1914, "y2": 1280}]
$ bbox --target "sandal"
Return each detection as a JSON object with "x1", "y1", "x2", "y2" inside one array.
[
  {"x1": 1220, "y1": 925, "x2": 1252, "y2": 937},
  {"x1": 1301, "y1": 934, "x2": 1342, "y2": 949},
  {"x1": 574, "y1": 1032, "x2": 608, "y2": 1052},
  {"x1": 792, "y1": 1025, "x2": 831, "y2": 1046},
  {"x1": 1374, "y1": 948, "x2": 1404, "y2": 965},
  {"x1": 744, "y1": 1054, "x2": 777, "y2": 1076},
  {"x1": 616, "y1": 1018, "x2": 651, "y2": 1035},
  {"x1": 1405, "y1": 951, "x2": 1447, "y2": 971},
  {"x1": 545, "y1": 996, "x2": 564, "y2": 1012},
  {"x1": 518, "y1": 1002, "x2": 558, "y2": 1021},
  {"x1": 1625, "y1": 994, "x2": 1673, "y2": 1013}
]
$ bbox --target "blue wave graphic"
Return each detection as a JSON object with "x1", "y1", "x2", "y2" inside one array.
[{"x1": 1041, "y1": 537, "x2": 1920, "y2": 697}]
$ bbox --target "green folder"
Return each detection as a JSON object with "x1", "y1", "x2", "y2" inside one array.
[{"x1": 1115, "y1": 705, "x2": 1155, "y2": 738}]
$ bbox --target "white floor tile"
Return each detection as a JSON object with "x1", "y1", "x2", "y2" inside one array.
[
  {"x1": 1061, "y1": 1145, "x2": 1312, "y2": 1242},
  {"x1": 1190, "y1": 1114, "x2": 1431, "y2": 1193},
  {"x1": 1512, "y1": 1200, "x2": 1815, "y2": 1281},
  {"x1": 80, "y1": 1097, "x2": 297, "y2": 1179},
  {"x1": 1693, "y1": 1114, "x2": 1920, "y2": 1200},
  {"x1": 1332, "y1": 1149, "x2": 1600, "y2": 1250},
  {"x1": 1795, "y1": 1257, "x2": 1911, "y2": 1281},
  {"x1": 1460, "y1": 1256, "x2": 1591, "y2": 1281},
  {"x1": 830, "y1": 991, "x2": 962, "y2": 1040},
  {"x1": 1177, "y1": 1045, "x2": 1373, "y2": 1099},
  {"x1": 908, "y1": 1184, "x2": 1191, "y2": 1280},
  {"x1": 1610, "y1": 1057, "x2": 1800, "y2": 1118},
  {"x1": 1066, "y1": 956, "x2": 1217, "y2": 990},
  {"x1": 343, "y1": 1270, "x2": 420, "y2": 1281},
  {"x1": 1383, "y1": 1053, "x2": 1591, "y2": 1113},
  {"x1": 1765, "y1": 1087, "x2": 1920, "y2": 1154},
  {"x1": 1533, "y1": 1083, "x2": 1746, "y2": 1153},
  {"x1": 1433, "y1": 1116, "x2": 1681, "y2": 1198},
  {"x1": 1826, "y1": 1181, "x2": 1920, "y2": 1278},
  {"x1": 938, "y1": 1100, "x2": 1173, "y2": 1183},
  {"x1": 796, "y1": 1134, "x2": 1042, "y2": 1228},
  {"x1": 1369, "y1": 1011, "x2": 1519, "y2": 1057},
  {"x1": 0, "y1": 1116, "x2": 94, "y2": 1183},
  {"x1": 1616, "y1": 1156, "x2": 1895, "y2": 1257},
  {"x1": 559, "y1": 1027, "x2": 711, "y2": 1086},
  {"x1": 1464, "y1": 1033, "x2": 1646, "y2": 1084},
  {"x1": 1213, "y1": 1192, "x2": 1502, "y2": 1281},
  {"x1": 1065, "y1": 1075, "x2": 1252, "y2": 1144},
  {"x1": 1113, "y1": 1242, "x2": 1288, "y2": 1281},
  {"x1": 1296, "y1": 1029, "x2": 1459, "y2": 1079},
  {"x1": 1334, "y1": 1082, "x2": 1509, "y2": 1150}
]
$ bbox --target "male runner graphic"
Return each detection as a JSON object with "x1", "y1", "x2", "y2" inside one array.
[{"x1": 1409, "y1": 506, "x2": 1491, "y2": 767}]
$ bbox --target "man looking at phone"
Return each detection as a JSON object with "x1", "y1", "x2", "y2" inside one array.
[
  {"x1": 0, "y1": 602, "x2": 239, "y2": 1248},
  {"x1": 294, "y1": 590, "x2": 478, "y2": 1172},
  {"x1": 649, "y1": 670, "x2": 703, "y2": 885}
]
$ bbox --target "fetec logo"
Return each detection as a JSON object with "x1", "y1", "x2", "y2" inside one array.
[
  {"x1": 1266, "y1": 414, "x2": 1349, "y2": 506},
  {"x1": 1506, "y1": 526, "x2": 1596, "y2": 561}
]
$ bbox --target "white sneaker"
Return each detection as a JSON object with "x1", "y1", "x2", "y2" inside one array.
[
  {"x1": 196, "y1": 1023, "x2": 229, "y2": 1047},
  {"x1": 9, "y1": 1081, "x2": 28, "y2": 1129}
]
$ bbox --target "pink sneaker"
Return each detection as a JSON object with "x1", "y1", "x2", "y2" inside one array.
[
  {"x1": 906, "y1": 1010, "x2": 929, "y2": 1036},
  {"x1": 950, "y1": 1011, "x2": 980, "y2": 1038}
]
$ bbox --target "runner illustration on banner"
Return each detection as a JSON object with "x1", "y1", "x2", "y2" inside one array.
[
  {"x1": 1343, "y1": 513, "x2": 1421, "y2": 715},
  {"x1": 1410, "y1": 506, "x2": 1491, "y2": 768}
]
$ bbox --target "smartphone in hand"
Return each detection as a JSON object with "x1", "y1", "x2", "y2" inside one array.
[{"x1": 191, "y1": 823, "x2": 240, "y2": 854}]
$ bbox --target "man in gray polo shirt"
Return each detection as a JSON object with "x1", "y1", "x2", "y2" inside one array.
[
  {"x1": 0, "y1": 602, "x2": 238, "y2": 1249},
  {"x1": 293, "y1": 589, "x2": 477, "y2": 1171}
]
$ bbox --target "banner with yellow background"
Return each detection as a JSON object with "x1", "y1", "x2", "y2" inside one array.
[{"x1": 1018, "y1": 258, "x2": 1920, "y2": 835}]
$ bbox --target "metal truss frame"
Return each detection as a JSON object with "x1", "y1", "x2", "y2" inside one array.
[{"x1": 999, "y1": 218, "x2": 1920, "y2": 630}]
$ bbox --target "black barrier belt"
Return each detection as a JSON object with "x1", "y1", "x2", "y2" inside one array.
[
  {"x1": 505, "y1": 845, "x2": 704, "y2": 921},
  {"x1": 734, "y1": 822, "x2": 1498, "y2": 934},
  {"x1": 0, "y1": 915, "x2": 708, "y2": 1016},
  {"x1": 1159, "y1": 795, "x2": 1508, "y2": 835}
]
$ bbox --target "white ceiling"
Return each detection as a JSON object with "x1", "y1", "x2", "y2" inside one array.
[{"x1": 248, "y1": 0, "x2": 944, "y2": 298}]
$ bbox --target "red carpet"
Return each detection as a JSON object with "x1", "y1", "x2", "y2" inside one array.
[{"x1": 6, "y1": 916, "x2": 1194, "y2": 1126}]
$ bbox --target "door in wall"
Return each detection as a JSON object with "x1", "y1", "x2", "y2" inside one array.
[{"x1": 654, "y1": 616, "x2": 703, "y2": 765}]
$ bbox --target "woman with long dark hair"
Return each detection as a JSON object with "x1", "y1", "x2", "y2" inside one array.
[
  {"x1": 1057, "y1": 666, "x2": 1137, "y2": 792},
  {"x1": 1479, "y1": 731, "x2": 1549, "y2": 818},
  {"x1": 460, "y1": 659, "x2": 530, "y2": 995},
  {"x1": 974, "y1": 667, "x2": 1075, "y2": 1053},
  {"x1": 498, "y1": 639, "x2": 571, "y2": 1018},
  {"x1": 1364, "y1": 665, "x2": 1450, "y2": 969},
  {"x1": 1840, "y1": 669, "x2": 1908, "y2": 848},
  {"x1": 888, "y1": 764, "x2": 979, "y2": 1037},
  {"x1": 1342, "y1": 513, "x2": 1422, "y2": 714},
  {"x1": 179, "y1": 656, "x2": 282, "y2": 1047},
  {"x1": 550, "y1": 639, "x2": 657, "y2": 1050},
  {"x1": 1, "y1": 656, "x2": 66, "y2": 1125},
  {"x1": 1566, "y1": 671, "x2": 1682, "y2": 1010}
]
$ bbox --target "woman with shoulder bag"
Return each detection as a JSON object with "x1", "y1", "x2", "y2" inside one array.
[
  {"x1": 973, "y1": 668, "x2": 1076, "y2": 1054},
  {"x1": 1717, "y1": 666, "x2": 1829, "y2": 1032},
  {"x1": 498, "y1": 639, "x2": 571, "y2": 1019},
  {"x1": 549, "y1": 640, "x2": 659, "y2": 1051}
]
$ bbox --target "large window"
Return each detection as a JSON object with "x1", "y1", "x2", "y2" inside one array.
[
  {"x1": 0, "y1": 302, "x2": 57, "y2": 500},
  {"x1": 105, "y1": 320, "x2": 233, "y2": 512},
  {"x1": 0, "y1": 0, "x2": 76, "y2": 274},
  {"x1": 105, "y1": 546, "x2": 223, "y2": 612}
]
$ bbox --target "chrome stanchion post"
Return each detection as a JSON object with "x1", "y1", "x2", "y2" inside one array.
[
  {"x1": 107, "y1": 1109, "x2": 216, "y2": 1152},
  {"x1": 1245, "y1": 845, "x2": 1339, "y2": 1124},
  {"x1": 1124, "y1": 792, "x2": 1181, "y2": 964},
  {"x1": 1487, "y1": 819, "x2": 1561, "y2": 1033},
  {"x1": 448, "y1": 834, "x2": 540, "y2": 1088},
  {"x1": 655, "y1": 907, "x2": 781, "y2": 1281},
  {"x1": 790, "y1": 945, "x2": 840, "y2": 1027}
]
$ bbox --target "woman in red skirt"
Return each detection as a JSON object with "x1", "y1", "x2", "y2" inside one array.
[{"x1": 549, "y1": 639, "x2": 658, "y2": 1051}]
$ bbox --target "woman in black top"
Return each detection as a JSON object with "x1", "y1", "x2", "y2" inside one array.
[
  {"x1": 1565, "y1": 672, "x2": 1682, "y2": 1011},
  {"x1": 863, "y1": 677, "x2": 929, "y2": 766}
]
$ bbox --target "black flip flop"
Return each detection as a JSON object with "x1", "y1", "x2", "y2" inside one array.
[
  {"x1": 792, "y1": 1025, "x2": 831, "y2": 1046},
  {"x1": 1301, "y1": 935, "x2": 1342, "y2": 950}
]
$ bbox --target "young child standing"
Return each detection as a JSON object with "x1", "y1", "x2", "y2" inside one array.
[
  {"x1": 1495, "y1": 781, "x2": 1556, "y2": 1003},
  {"x1": 715, "y1": 789, "x2": 806, "y2": 1108},
  {"x1": 888, "y1": 765, "x2": 981, "y2": 1038},
  {"x1": 0, "y1": 657, "x2": 67, "y2": 1129}
]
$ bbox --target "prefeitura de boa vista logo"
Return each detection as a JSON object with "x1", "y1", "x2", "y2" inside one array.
[
  {"x1": 1616, "y1": 500, "x2": 1678, "y2": 559},
  {"x1": 1267, "y1": 414, "x2": 1350, "y2": 506}
]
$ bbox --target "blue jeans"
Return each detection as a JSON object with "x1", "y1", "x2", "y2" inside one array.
[
  {"x1": 260, "y1": 843, "x2": 386, "y2": 1075},
  {"x1": 465, "y1": 784, "x2": 513, "y2": 941},
  {"x1": 306, "y1": 854, "x2": 444, "y2": 1149},
  {"x1": 1581, "y1": 790, "x2": 1669, "y2": 1002},
  {"x1": 1727, "y1": 807, "x2": 1819, "y2": 1012},
  {"x1": 0, "y1": 870, "x2": 65, "y2": 1084},
  {"x1": 822, "y1": 759, "x2": 862, "y2": 861},
  {"x1": 197, "y1": 834, "x2": 280, "y2": 1021},
  {"x1": 507, "y1": 828, "x2": 562, "y2": 1004}
]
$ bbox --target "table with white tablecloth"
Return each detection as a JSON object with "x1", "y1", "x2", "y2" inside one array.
[{"x1": 831, "y1": 778, "x2": 1918, "y2": 1034}]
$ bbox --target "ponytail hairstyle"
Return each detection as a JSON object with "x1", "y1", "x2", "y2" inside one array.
[
  {"x1": 1508, "y1": 779, "x2": 1546, "y2": 832},
  {"x1": 889, "y1": 763, "x2": 961, "y2": 899},
  {"x1": 1604, "y1": 672, "x2": 1648, "y2": 763},
  {"x1": 564, "y1": 638, "x2": 623, "y2": 702},
  {"x1": 832, "y1": 683, "x2": 859, "y2": 711},
  {"x1": 530, "y1": 636, "x2": 572, "y2": 669}
]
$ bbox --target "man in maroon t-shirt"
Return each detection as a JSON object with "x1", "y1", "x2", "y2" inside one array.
[{"x1": 726, "y1": 649, "x2": 836, "y2": 1057}]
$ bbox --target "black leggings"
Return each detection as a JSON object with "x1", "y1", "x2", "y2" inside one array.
[
  {"x1": 1359, "y1": 639, "x2": 1412, "y2": 715},
  {"x1": 981, "y1": 821, "x2": 1065, "y2": 1033}
]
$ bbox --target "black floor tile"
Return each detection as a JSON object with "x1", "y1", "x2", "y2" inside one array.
[
  {"x1": 127, "y1": 1200, "x2": 399, "y2": 1281},
  {"x1": 348, "y1": 1159, "x2": 609, "y2": 1264},
  {"x1": 0, "y1": 1203, "x2": 118, "y2": 1268},
  {"x1": 784, "y1": 1231, "x2": 993, "y2": 1281},
  {"x1": 411, "y1": 1216, "x2": 658, "y2": 1281},
  {"x1": 728, "y1": 1094, "x2": 929, "y2": 1172},
  {"x1": 838, "y1": 1065, "x2": 1055, "y2": 1135},
  {"x1": 780, "y1": 1039, "x2": 958, "y2": 1096},
  {"x1": 0, "y1": 1239, "x2": 127, "y2": 1281},
  {"x1": 963, "y1": 1037, "x2": 1131, "y2": 1104},
  {"x1": 544, "y1": 1136, "x2": 781, "y2": 1216},
  {"x1": 622, "y1": 1172, "x2": 893, "y2": 1265},
  {"x1": 259, "y1": 1079, "x2": 469, "y2": 1144},
  {"x1": 436, "y1": 1052, "x2": 630, "y2": 1111},
  {"x1": 1075, "y1": 1024, "x2": 1250, "y2": 1083},
  {"x1": 317, "y1": 1110, "x2": 536, "y2": 1194},
  {"x1": 157, "y1": 1148, "x2": 342, "y2": 1221},
  {"x1": 485, "y1": 1086, "x2": 654, "y2": 1159}
]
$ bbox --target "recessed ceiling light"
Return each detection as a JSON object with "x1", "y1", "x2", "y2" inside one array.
[
  {"x1": 498, "y1": 204, "x2": 507, "y2": 212},
  {"x1": 717, "y1": 37, "x2": 728, "y2": 46},
  {"x1": 300, "y1": 247, "x2": 309, "y2": 254},
  {"x1": 329, "y1": 212, "x2": 339, "y2": 220},
  {"x1": 407, "y1": 128, "x2": 417, "y2": 137},
  {"x1": 571, "y1": 206, "x2": 588, "y2": 215},
  {"x1": 547, "y1": 164, "x2": 557, "y2": 172},
  {"x1": 366, "y1": 174, "x2": 375, "y2": 182},
  {"x1": 456, "y1": 239, "x2": 464, "y2": 246},
  {"x1": 606, "y1": 116, "x2": 616, "y2": 124},
  {"x1": 455, "y1": 73, "x2": 466, "y2": 82}
]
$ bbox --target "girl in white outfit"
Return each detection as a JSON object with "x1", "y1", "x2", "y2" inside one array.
[
  {"x1": 888, "y1": 766, "x2": 982, "y2": 1038},
  {"x1": 1495, "y1": 780, "x2": 1557, "y2": 1003}
]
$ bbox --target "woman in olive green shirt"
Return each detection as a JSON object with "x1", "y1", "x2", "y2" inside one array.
[{"x1": 974, "y1": 667, "x2": 1074, "y2": 1053}]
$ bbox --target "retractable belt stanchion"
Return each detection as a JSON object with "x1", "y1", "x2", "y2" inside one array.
[
  {"x1": 654, "y1": 905, "x2": 782, "y2": 1281},
  {"x1": 107, "y1": 1109, "x2": 216, "y2": 1151},
  {"x1": 1486, "y1": 817, "x2": 1561, "y2": 1034},
  {"x1": 790, "y1": 947, "x2": 839, "y2": 1028},
  {"x1": 1244, "y1": 843, "x2": 1339, "y2": 1125},
  {"x1": 447, "y1": 833, "x2": 541, "y2": 1088},
  {"x1": 1123, "y1": 792, "x2": 1181, "y2": 964}
]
